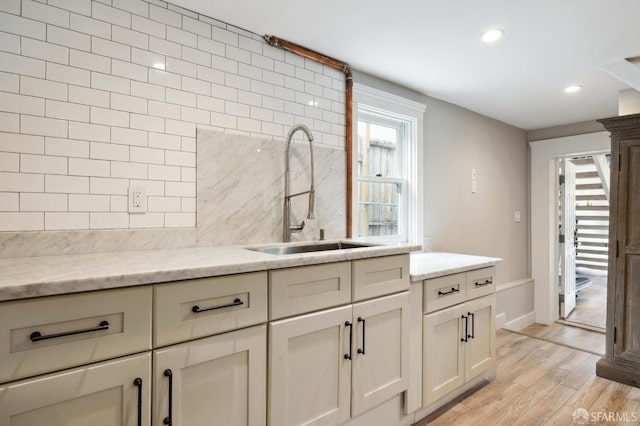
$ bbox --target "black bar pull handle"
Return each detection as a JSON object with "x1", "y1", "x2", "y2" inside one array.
[
  {"x1": 133, "y1": 377, "x2": 143, "y2": 426},
  {"x1": 30, "y1": 320, "x2": 109, "y2": 342},
  {"x1": 461, "y1": 315, "x2": 468, "y2": 343},
  {"x1": 468, "y1": 312, "x2": 475, "y2": 339},
  {"x1": 475, "y1": 278, "x2": 492, "y2": 287},
  {"x1": 357, "y1": 317, "x2": 366, "y2": 355},
  {"x1": 344, "y1": 321, "x2": 353, "y2": 360},
  {"x1": 437, "y1": 287, "x2": 460, "y2": 296},
  {"x1": 163, "y1": 369, "x2": 173, "y2": 425},
  {"x1": 192, "y1": 298, "x2": 243, "y2": 313}
]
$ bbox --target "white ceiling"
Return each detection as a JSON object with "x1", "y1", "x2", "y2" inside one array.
[{"x1": 170, "y1": 0, "x2": 640, "y2": 130}]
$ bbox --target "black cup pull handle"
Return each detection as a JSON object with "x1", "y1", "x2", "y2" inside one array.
[
  {"x1": 461, "y1": 315, "x2": 468, "y2": 343},
  {"x1": 163, "y1": 369, "x2": 173, "y2": 425},
  {"x1": 357, "y1": 317, "x2": 366, "y2": 355},
  {"x1": 344, "y1": 321, "x2": 353, "y2": 360},
  {"x1": 192, "y1": 298, "x2": 243, "y2": 313},
  {"x1": 437, "y1": 287, "x2": 460, "y2": 296},
  {"x1": 133, "y1": 377, "x2": 143, "y2": 426},
  {"x1": 469, "y1": 312, "x2": 475, "y2": 339},
  {"x1": 30, "y1": 320, "x2": 110, "y2": 342}
]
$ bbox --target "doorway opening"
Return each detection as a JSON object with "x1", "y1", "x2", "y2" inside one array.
[{"x1": 558, "y1": 154, "x2": 609, "y2": 331}]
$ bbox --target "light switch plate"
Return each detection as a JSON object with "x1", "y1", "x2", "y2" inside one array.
[{"x1": 128, "y1": 186, "x2": 146, "y2": 213}]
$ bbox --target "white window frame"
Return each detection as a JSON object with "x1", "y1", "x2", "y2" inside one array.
[{"x1": 352, "y1": 83, "x2": 425, "y2": 246}]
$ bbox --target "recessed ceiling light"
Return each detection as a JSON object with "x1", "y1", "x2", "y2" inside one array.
[
  {"x1": 564, "y1": 85, "x2": 582, "y2": 93},
  {"x1": 481, "y1": 29, "x2": 503, "y2": 43}
]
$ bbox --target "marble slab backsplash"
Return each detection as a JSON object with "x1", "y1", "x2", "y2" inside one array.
[{"x1": 196, "y1": 130, "x2": 346, "y2": 245}]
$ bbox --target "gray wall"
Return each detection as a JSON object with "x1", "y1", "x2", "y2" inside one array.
[{"x1": 354, "y1": 71, "x2": 529, "y2": 284}]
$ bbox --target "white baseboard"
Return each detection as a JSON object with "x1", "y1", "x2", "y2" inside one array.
[
  {"x1": 503, "y1": 311, "x2": 536, "y2": 331},
  {"x1": 495, "y1": 313, "x2": 506, "y2": 330}
]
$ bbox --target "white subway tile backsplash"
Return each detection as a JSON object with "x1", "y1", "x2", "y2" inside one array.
[
  {"x1": 149, "y1": 36, "x2": 181, "y2": 58},
  {"x1": 149, "y1": 4, "x2": 180, "y2": 27},
  {"x1": 262, "y1": 121, "x2": 283, "y2": 137},
  {"x1": 251, "y1": 52, "x2": 274, "y2": 71},
  {"x1": 22, "y1": 38, "x2": 69, "y2": 65},
  {"x1": 69, "y1": 157, "x2": 110, "y2": 177},
  {"x1": 130, "y1": 212, "x2": 164, "y2": 228},
  {"x1": 182, "y1": 46, "x2": 210, "y2": 67},
  {"x1": 226, "y1": 45, "x2": 250, "y2": 64},
  {"x1": 90, "y1": 176, "x2": 128, "y2": 194},
  {"x1": 70, "y1": 12, "x2": 111, "y2": 39},
  {"x1": 92, "y1": 2, "x2": 131, "y2": 28},
  {"x1": 0, "y1": 152, "x2": 18, "y2": 172},
  {"x1": 130, "y1": 145, "x2": 164, "y2": 164},
  {"x1": 112, "y1": 26, "x2": 149, "y2": 50},
  {"x1": 148, "y1": 100, "x2": 180, "y2": 119},
  {"x1": 180, "y1": 106, "x2": 209, "y2": 124},
  {"x1": 0, "y1": 132, "x2": 44, "y2": 154},
  {"x1": 0, "y1": 0, "x2": 20, "y2": 15},
  {"x1": 46, "y1": 100, "x2": 90, "y2": 122},
  {"x1": 90, "y1": 212, "x2": 129, "y2": 229},
  {"x1": 211, "y1": 54, "x2": 237, "y2": 74},
  {"x1": 69, "y1": 121, "x2": 110, "y2": 142},
  {"x1": 113, "y1": 0, "x2": 149, "y2": 18},
  {"x1": 47, "y1": 62, "x2": 90, "y2": 86},
  {"x1": 148, "y1": 68, "x2": 181, "y2": 89},
  {"x1": 110, "y1": 194, "x2": 128, "y2": 211},
  {"x1": 181, "y1": 136, "x2": 195, "y2": 152},
  {"x1": 0, "y1": 112, "x2": 19, "y2": 132},
  {"x1": 132, "y1": 48, "x2": 165, "y2": 69},
  {"x1": 165, "y1": 212, "x2": 194, "y2": 227},
  {"x1": 167, "y1": 26, "x2": 196, "y2": 47},
  {"x1": 197, "y1": 36, "x2": 224, "y2": 56},
  {"x1": 181, "y1": 166, "x2": 195, "y2": 182},
  {"x1": 21, "y1": 115, "x2": 68, "y2": 138},
  {"x1": 70, "y1": 49, "x2": 111, "y2": 73},
  {"x1": 182, "y1": 15, "x2": 210, "y2": 38},
  {"x1": 91, "y1": 106, "x2": 130, "y2": 127},
  {"x1": 46, "y1": 174, "x2": 89, "y2": 193},
  {"x1": 130, "y1": 178, "x2": 163, "y2": 195},
  {"x1": 0, "y1": 51, "x2": 45, "y2": 78},
  {"x1": 91, "y1": 72, "x2": 130, "y2": 95},
  {"x1": 131, "y1": 15, "x2": 166, "y2": 39},
  {"x1": 148, "y1": 195, "x2": 180, "y2": 211},
  {"x1": 149, "y1": 132, "x2": 180, "y2": 150},
  {"x1": 165, "y1": 118, "x2": 194, "y2": 136},
  {"x1": 111, "y1": 160, "x2": 146, "y2": 178},
  {"x1": 167, "y1": 3, "x2": 197, "y2": 19},
  {"x1": 148, "y1": 163, "x2": 180, "y2": 180},
  {"x1": 211, "y1": 26, "x2": 237, "y2": 46},
  {"x1": 196, "y1": 65, "x2": 224, "y2": 84},
  {"x1": 90, "y1": 141, "x2": 129, "y2": 161},
  {"x1": 48, "y1": 25, "x2": 91, "y2": 51},
  {"x1": 1, "y1": 91, "x2": 45, "y2": 115},
  {"x1": 196, "y1": 94, "x2": 224, "y2": 112},
  {"x1": 166, "y1": 88, "x2": 196, "y2": 107},
  {"x1": 165, "y1": 181, "x2": 194, "y2": 197},
  {"x1": 21, "y1": 77, "x2": 68, "y2": 103},
  {"x1": 0, "y1": 11, "x2": 46, "y2": 40},
  {"x1": 237, "y1": 117, "x2": 260, "y2": 133},
  {"x1": 181, "y1": 76, "x2": 210, "y2": 96},
  {"x1": 111, "y1": 93, "x2": 148, "y2": 114},
  {"x1": 238, "y1": 36, "x2": 262, "y2": 54},
  {"x1": 224, "y1": 101, "x2": 249, "y2": 118},
  {"x1": 131, "y1": 80, "x2": 165, "y2": 101},
  {"x1": 69, "y1": 194, "x2": 110, "y2": 211},
  {"x1": 23, "y1": 0, "x2": 70, "y2": 27},
  {"x1": 225, "y1": 73, "x2": 250, "y2": 91},
  {"x1": 210, "y1": 111, "x2": 236, "y2": 129},
  {"x1": 45, "y1": 212, "x2": 89, "y2": 229},
  {"x1": 21, "y1": 193, "x2": 67, "y2": 211},
  {"x1": 45, "y1": 137, "x2": 89, "y2": 158},
  {"x1": 211, "y1": 82, "x2": 237, "y2": 101},
  {"x1": 111, "y1": 60, "x2": 147, "y2": 83},
  {"x1": 130, "y1": 113, "x2": 164, "y2": 132},
  {"x1": 0, "y1": 32, "x2": 20, "y2": 55},
  {"x1": 0, "y1": 171, "x2": 44, "y2": 192},
  {"x1": 166, "y1": 57, "x2": 196, "y2": 77},
  {"x1": 274, "y1": 60, "x2": 294, "y2": 77},
  {"x1": 181, "y1": 197, "x2": 195, "y2": 212},
  {"x1": 21, "y1": 153, "x2": 67, "y2": 175},
  {"x1": 0, "y1": 212, "x2": 43, "y2": 231},
  {"x1": 0, "y1": 193, "x2": 19, "y2": 211},
  {"x1": 111, "y1": 126, "x2": 148, "y2": 146},
  {"x1": 92, "y1": 36, "x2": 130, "y2": 61}
]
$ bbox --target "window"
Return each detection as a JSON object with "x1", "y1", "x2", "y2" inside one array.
[{"x1": 352, "y1": 84, "x2": 425, "y2": 245}]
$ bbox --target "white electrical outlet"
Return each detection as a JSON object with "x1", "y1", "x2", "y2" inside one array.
[
  {"x1": 128, "y1": 186, "x2": 146, "y2": 213},
  {"x1": 471, "y1": 180, "x2": 477, "y2": 193}
]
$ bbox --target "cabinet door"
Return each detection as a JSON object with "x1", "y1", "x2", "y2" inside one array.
[
  {"x1": 269, "y1": 306, "x2": 352, "y2": 426},
  {"x1": 154, "y1": 325, "x2": 266, "y2": 426},
  {"x1": 464, "y1": 295, "x2": 496, "y2": 381},
  {"x1": 351, "y1": 292, "x2": 409, "y2": 416},
  {"x1": 0, "y1": 353, "x2": 151, "y2": 426},
  {"x1": 422, "y1": 303, "x2": 466, "y2": 406}
]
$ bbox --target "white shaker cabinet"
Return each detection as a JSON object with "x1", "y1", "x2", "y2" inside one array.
[{"x1": 0, "y1": 352, "x2": 151, "y2": 426}]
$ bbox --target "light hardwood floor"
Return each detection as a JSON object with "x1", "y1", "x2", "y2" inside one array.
[
  {"x1": 415, "y1": 328, "x2": 640, "y2": 425},
  {"x1": 568, "y1": 275, "x2": 607, "y2": 330},
  {"x1": 517, "y1": 322, "x2": 605, "y2": 356}
]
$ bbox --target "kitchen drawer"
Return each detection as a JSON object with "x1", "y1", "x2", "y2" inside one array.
[
  {"x1": 465, "y1": 266, "x2": 497, "y2": 300},
  {"x1": 154, "y1": 272, "x2": 267, "y2": 346},
  {"x1": 269, "y1": 261, "x2": 351, "y2": 320},
  {"x1": 352, "y1": 254, "x2": 410, "y2": 301},
  {"x1": 0, "y1": 286, "x2": 152, "y2": 383},
  {"x1": 423, "y1": 273, "x2": 466, "y2": 314}
]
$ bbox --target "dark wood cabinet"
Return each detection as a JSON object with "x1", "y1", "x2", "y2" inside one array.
[{"x1": 596, "y1": 113, "x2": 640, "y2": 388}]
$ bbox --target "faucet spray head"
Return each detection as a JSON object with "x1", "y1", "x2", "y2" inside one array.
[{"x1": 307, "y1": 189, "x2": 315, "y2": 220}]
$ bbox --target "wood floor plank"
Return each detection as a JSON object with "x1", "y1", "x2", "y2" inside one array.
[{"x1": 566, "y1": 375, "x2": 611, "y2": 410}]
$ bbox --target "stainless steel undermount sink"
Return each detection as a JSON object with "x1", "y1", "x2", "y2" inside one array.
[{"x1": 248, "y1": 241, "x2": 377, "y2": 255}]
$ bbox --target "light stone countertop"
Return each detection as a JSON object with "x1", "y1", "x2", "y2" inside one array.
[
  {"x1": 0, "y1": 240, "x2": 419, "y2": 302},
  {"x1": 410, "y1": 252, "x2": 502, "y2": 281}
]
